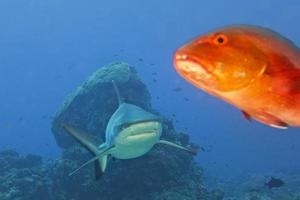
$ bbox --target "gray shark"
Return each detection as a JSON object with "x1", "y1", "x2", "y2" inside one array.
[{"x1": 62, "y1": 81, "x2": 195, "y2": 179}]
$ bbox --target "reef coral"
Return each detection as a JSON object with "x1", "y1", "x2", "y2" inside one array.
[
  {"x1": 0, "y1": 62, "x2": 213, "y2": 200},
  {"x1": 0, "y1": 150, "x2": 50, "y2": 200},
  {"x1": 2, "y1": 62, "x2": 299, "y2": 200}
]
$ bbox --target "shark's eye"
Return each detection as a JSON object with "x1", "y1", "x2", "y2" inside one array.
[{"x1": 212, "y1": 33, "x2": 228, "y2": 46}]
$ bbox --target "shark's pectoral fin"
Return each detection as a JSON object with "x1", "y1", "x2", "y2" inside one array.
[
  {"x1": 61, "y1": 123, "x2": 103, "y2": 155},
  {"x1": 69, "y1": 146, "x2": 114, "y2": 177},
  {"x1": 156, "y1": 140, "x2": 197, "y2": 155}
]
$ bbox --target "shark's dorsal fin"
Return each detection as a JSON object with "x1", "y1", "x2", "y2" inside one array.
[{"x1": 112, "y1": 80, "x2": 123, "y2": 106}]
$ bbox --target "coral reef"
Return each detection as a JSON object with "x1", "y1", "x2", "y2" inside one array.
[
  {"x1": 2, "y1": 62, "x2": 299, "y2": 199},
  {"x1": 49, "y1": 131, "x2": 209, "y2": 200},
  {"x1": 0, "y1": 150, "x2": 51, "y2": 200},
  {"x1": 0, "y1": 62, "x2": 216, "y2": 200}
]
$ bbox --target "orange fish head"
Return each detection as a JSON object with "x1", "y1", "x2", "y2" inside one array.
[{"x1": 174, "y1": 26, "x2": 268, "y2": 92}]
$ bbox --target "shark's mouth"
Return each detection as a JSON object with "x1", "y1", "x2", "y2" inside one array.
[
  {"x1": 127, "y1": 131, "x2": 157, "y2": 142},
  {"x1": 116, "y1": 121, "x2": 162, "y2": 145},
  {"x1": 127, "y1": 121, "x2": 161, "y2": 135},
  {"x1": 121, "y1": 120, "x2": 161, "y2": 135}
]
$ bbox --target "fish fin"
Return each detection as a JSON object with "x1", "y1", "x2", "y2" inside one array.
[
  {"x1": 99, "y1": 155, "x2": 108, "y2": 172},
  {"x1": 251, "y1": 112, "x2": 288, "y2": 129},
  {"x1": 68, "y1": 146, "x2": 114, "y2": 177},
  {"x1": 61, "y1": 123, "x2": 111, "y2": 179},
  {"x1": 61, "y1": 123, "x2": 102, "y2": 155},
  {"x1": 156, "y1": 140, "x2": 197, "y2": 155},
  {"x1": 241, "y1": 110, "x2": 252, "y2": 121},
  {"x1": 271, "y1": 69, "x2": 300, "y2": 95},
  {"x1": 112, "y1": 80, "x2": 123, "y2": 105}
]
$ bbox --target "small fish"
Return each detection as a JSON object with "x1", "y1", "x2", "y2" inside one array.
[
  {"x1": 184, "y1": 97, "x2": 190, "y2": 102},
  {"x1": 265, "y1": 177, "x2": 284, "y2": 189},
  {"x1": 151, "y1": 72, "x2": 157, "y2": 76},
  {"x1": 199, "y1": 146, "x2": 206, "y2": 152},
  {"x1": 138, "y1": 58, "x2": 144, "y2": 62},
  {"x1": 41, "y1": 115, "x2": 48, "y2": 119},
  {"x1": 174, "y1": 25, "x2": 300, "y2": 129},
  {"x1": 173, "y1": 87, "x2": 182, "y2": 92},
  {"x1": 67, "y1": 64, "x2": 76, "y2": 71},
  {"x1": 152, "y1": 78, "x2": 157, "y2": 83}
]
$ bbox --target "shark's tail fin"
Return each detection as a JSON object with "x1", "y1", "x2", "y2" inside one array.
[
  {"x1": 61, "y1": 123, "x2": 110, "y2": 180},
  {"x1": 112, "y1": 80, "x2": 123, "y2": 106}
]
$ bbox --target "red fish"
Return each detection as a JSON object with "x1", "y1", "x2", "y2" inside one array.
[{"x1": 174, "y1": 25, "x2": 300, "y2": 129}]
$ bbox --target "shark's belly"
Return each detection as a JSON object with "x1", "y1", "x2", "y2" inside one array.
[{"x1": 111, "y1": 121, "x2": 162, "y2": 159}]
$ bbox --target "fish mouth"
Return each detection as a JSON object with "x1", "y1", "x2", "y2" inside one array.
[
  {"x1": 116, "y1": 121, "x2": 162, "y2": 146},
  {"x1": 122, "y1": 121, "x2": 162, "y2": 137},
  {"x1": 174, "y1": 51, "x2": 215, "y2": 85}
]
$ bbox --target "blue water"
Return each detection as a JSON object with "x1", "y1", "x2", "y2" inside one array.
[{"x1": 1, "y1": 0, "x2": 300, "y2": 184}]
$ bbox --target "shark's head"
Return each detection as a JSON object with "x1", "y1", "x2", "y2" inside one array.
[
  {"x1": 112, "y1": 120, "x2": 162, "y2": 159},
  {"x1": 105, "y1": 103, "x2": 163, "y2": 159}
]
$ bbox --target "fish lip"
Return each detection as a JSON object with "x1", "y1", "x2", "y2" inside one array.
[
  {"x1": 174, "y1": 51, "x2": 212, "y2": 73},
  {"x1": 174, "y1": 50, "x2": 219, "y2": 90}
]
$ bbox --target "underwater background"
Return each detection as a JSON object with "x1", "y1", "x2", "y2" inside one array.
[{"x1": 1, "y1": 0, "x2": 300, "y2": 199}]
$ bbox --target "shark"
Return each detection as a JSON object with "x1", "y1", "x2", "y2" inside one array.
[{"x1": 62, "y1": 80, "x2": 196, "y2": 179}]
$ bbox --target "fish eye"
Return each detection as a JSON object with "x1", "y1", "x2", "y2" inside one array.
[
  {"x1": 212, "y1": 33, "x2": 228, "y2": 46},
  {"x1": 217, "y1": 37, "x2": 224, "y2": 43}
]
